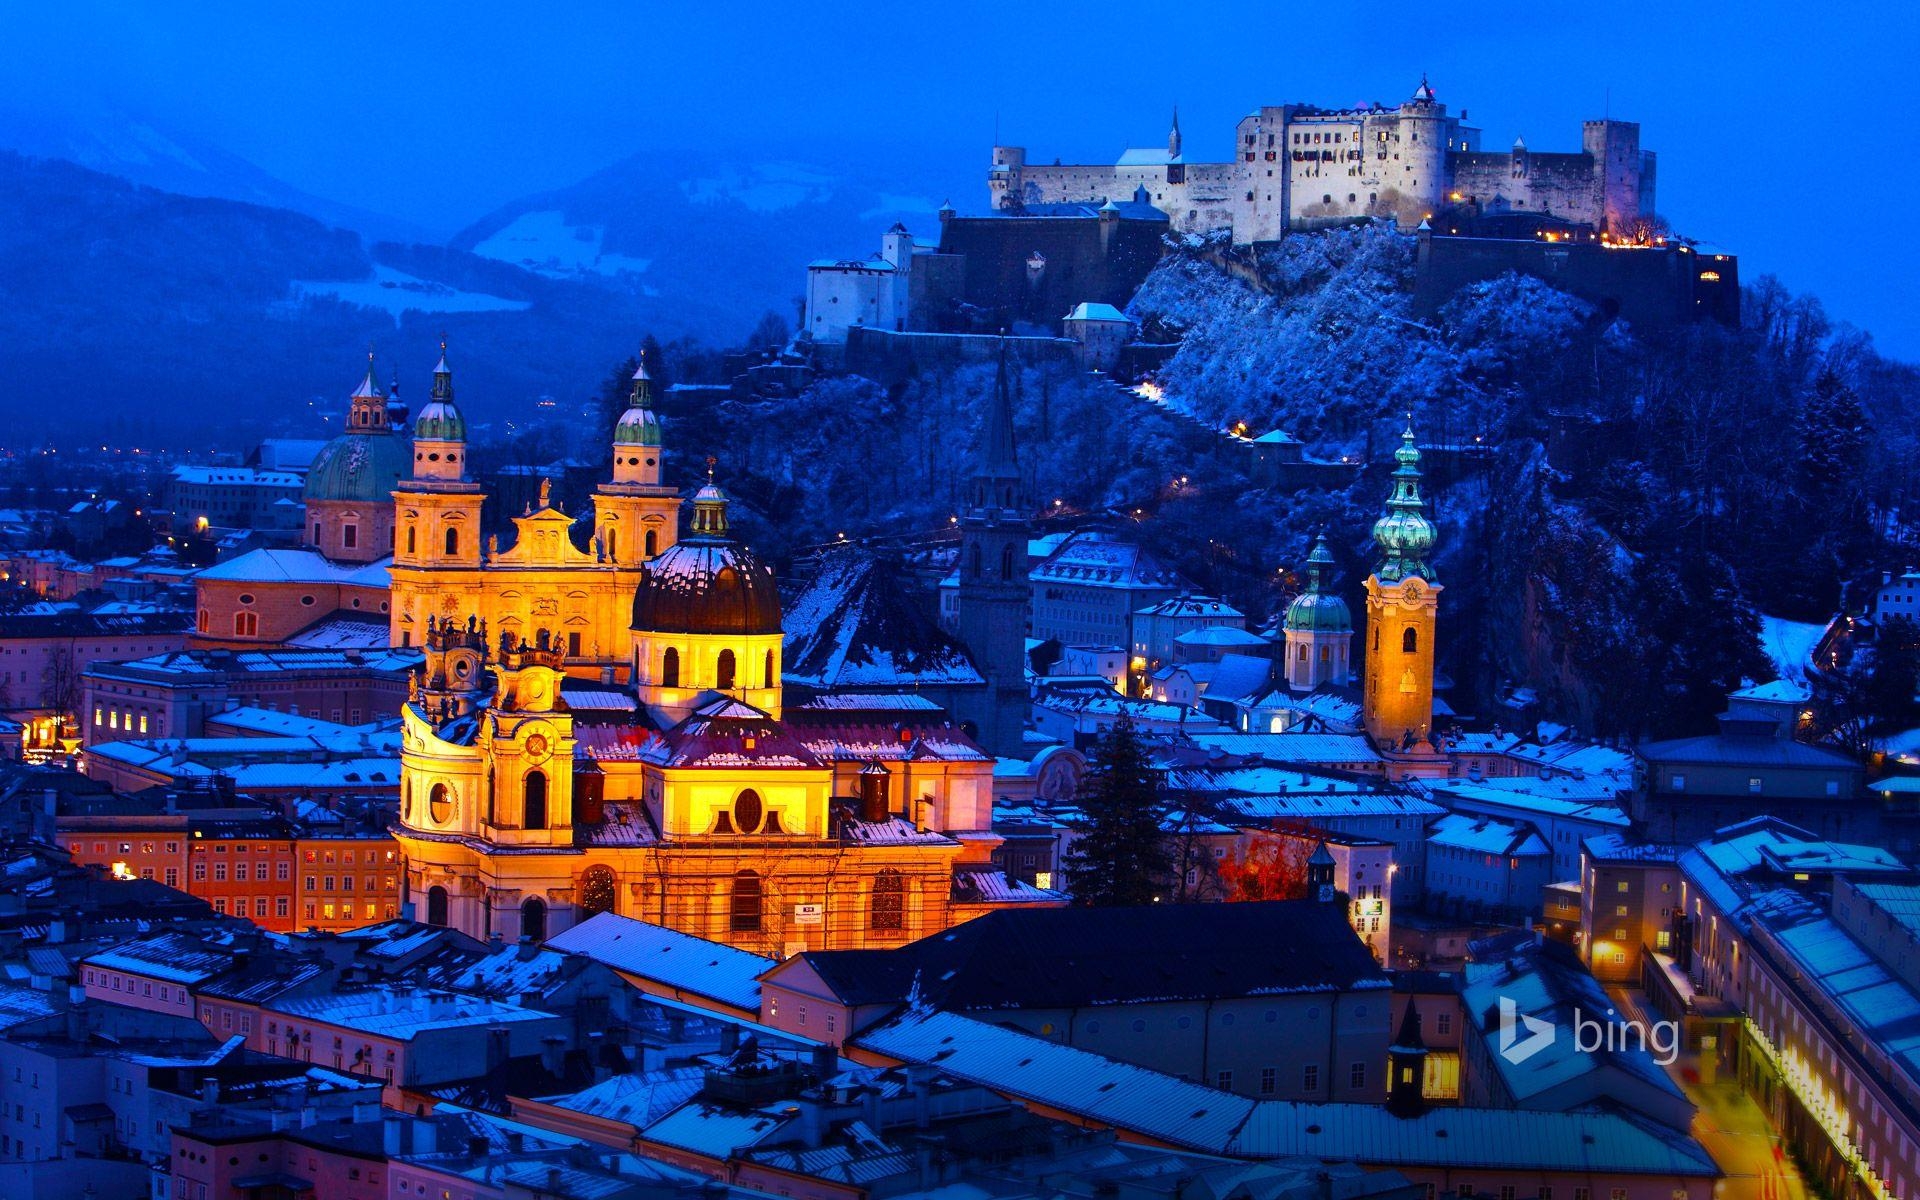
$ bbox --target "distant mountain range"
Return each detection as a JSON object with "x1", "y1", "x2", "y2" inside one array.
[{"x1": 0, "y1": 117, "x2": 960, "y2": 444}]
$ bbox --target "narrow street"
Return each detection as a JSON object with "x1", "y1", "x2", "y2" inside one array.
[{"x1": 1611, "y1": 987, "x2": 1809, "y2": 1200}]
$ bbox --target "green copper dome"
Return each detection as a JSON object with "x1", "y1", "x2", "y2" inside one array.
[
  {"x1": 413, "y1": 349, "x2": 467, "y2": 442},
  {"x1": 1285, "y1": 534, "x2": 1352, "y2": 632},
  {"x1": 1371, "y1": 426, "x2": 1437, "y2": 582},
  {"x1": 614, "y1": 362, "x2": 661, "y2": 447},
  {"x1": 304, "y1": 428, "x2": 410, "y2": 503}
]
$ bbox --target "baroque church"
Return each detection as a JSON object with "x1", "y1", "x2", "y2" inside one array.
[{"x1": 390, "y1": 353, "x2": 1059, "y2": 955}]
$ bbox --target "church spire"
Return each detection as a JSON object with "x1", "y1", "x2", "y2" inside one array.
[
  {"x1": 431, "y1": 340, "x2": 454, "y2": 404},
  {"x1": 969, "y1": 340, "x2": 1023, "y2": 516},
  {"x1": 1371, "y1": 424, "x2": 1437, "y2": 582},
  {"x1": 1169, "y1": 105, "x2": 1182, "y2": 159}
]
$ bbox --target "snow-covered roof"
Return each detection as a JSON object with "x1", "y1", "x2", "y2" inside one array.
[
  {"x1": 196, "y1": 548, "x2": 390, "y2": 587},
  {"x1": 546, "y1": 912, "x2": 772, "y2": 1013},
  {"x1": 1064, "y1": 301, "x2": 1129, "y2": 323},
  {"x1": 267, "y1": 989, "x2": 553, "y2": 1039},
  {"x1": 782, "y1": 549, "x2": 984, "y2": 689},
  {"x1": 854, "y1": 1009, "x2": 1716, "y2": 1173},
  {"x1": 1429, "y1": 812, "x2": 1550, "y2": 857}
]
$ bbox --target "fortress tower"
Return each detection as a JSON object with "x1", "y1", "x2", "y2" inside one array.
[{"x1": 1362, "y1": 427, "x2": 1443, "y2": 764}]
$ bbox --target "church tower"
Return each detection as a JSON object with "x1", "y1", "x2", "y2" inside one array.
[
  {"x1": 951, "y1": 345, "x2": 1030, "y2": 758},
  {"x1": 478, "y1": 628, "x2": 577, "y2": 853},
  {"x1": 594, "y1": 359, "x2": 681, "y2": 568},
  {"x1": 1283, "y1": 533, "x2": 1353, "y2": 692},
  {"x1": 1362, "y1": 426, "x2": 1442, "y2": 753},
  {"x1": 390, "y1": 346, "x2": 487, "y2": 649}
]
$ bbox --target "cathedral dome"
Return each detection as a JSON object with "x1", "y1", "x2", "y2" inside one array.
[
  {"x1": 630, "y1": 542, "x2": 782, "y2": 636},
  {"x1": 304, "y1": 428, "x2": 410, "y2": 504},
  {"x1": 629, "y1": 483, "x2": 781, "y2": 635}
]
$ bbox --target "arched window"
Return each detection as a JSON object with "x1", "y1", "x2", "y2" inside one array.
[
  {"x1": 730, "y1": 870, "x2": 762, "y2": 933},
  {"x1": 763, "y1": 650, "x2": 775, "y2": 688},
  {"x1": 661, "y1": 647, "x2": 680, "y2": 688},
  {"x1": 871, "y1": 869, "x2": 905, "y2": 932},
  {"x1": 644, "y1": 529, "x2": 658, "y2": 557},
  {"x1": 523, "y1": 770, "x2": 548, "y2": 830},
  {"x1": 605, "y1": 529, "x2": 617, "y2": 560},
  {"x1": 234, "y1": 612, "x2": 257, "y2": 637},
  {"x1": 520, "y1": 896, "x2": 546, "y2": 942},
  {"x1": 1401, "y1": 627, "x2": 1418, "y2": 654},
  {"x1": 444, "y1": 527, "x2": 459, "y2": 556},
  {"x1": 429, "y1": 783, "x2": 453, "y2": 825},
  {"x1": 406, "y1": 526, "x2": 416, "y2": 555},
  {"x1": 716, "y1": 649, "x2": 737, "y2": 690},
  {"x1": 1000, "y1": 544, "x2": 1014, "y2": 580},
  {"x1": 733, "y1": 789, "x2": 764, "y2": 834},
  {"x1": 425, "y1": 886, "x2": 449, "y2": 927},
  {"x1": 577, "y1": 866, "x2": 617, "y2": 918}
]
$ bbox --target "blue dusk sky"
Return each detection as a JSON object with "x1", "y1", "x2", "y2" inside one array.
[{"x1": 4, "y1": 0, "x2": 1915, "y2": 355}]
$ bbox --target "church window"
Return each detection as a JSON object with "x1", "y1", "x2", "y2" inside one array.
[
  {"x1": 197, "y1": 609, "x2": 209, "y2": 633},
  {"x1": 523, "y1": 770, "x2": 548, "y2": 830},
  {"x1": 730, "y1": 871, "x2": 763, "y2": 933},
  {"x1": 661, "y1": 647, "x2": 680, "y2": 688},
  {"x1": 234, "y1": 612, "x2": 258, "y2": 637},
  {"x1": 871, "y1": 869, "x2": 905, "y2": 932},
  {"x1": 444, "y1": 527, "x2": 459, "y2": 556},
  {"x1": 406, "y1": 527, "x2": 416, "y2": 555},
  {"x1": 1298, "y1": 644, "x2": 1308, "y2": 661},
  {"x1": 1320, "y1": 645, "x2": 1331, "y2": 663},
  {"x1": 1402, "y1": 627, "x2": 1418, "y2": 654},
  {"x1": 425, "y1": 886, "x2": 449, "y2": 927},
  {"x1": 716, "y1": 649, "x2": 737, "y2": 690},
  {"x1": 520, "y1": 897, "x2": 546, "y2": 942},
  {"x1": 577, "y1": 866, "x2": 617, "y2": 918},
  {"x1": 568, "y1": 632, "x2": 581, "y2": 657},
  {"x1": 1000, "y1": 544, "x2": 1015, "y2": 580},
  {"x1": 644, "y1": 530, "x2": 658, "y2": 556},
  {"x1": 343, "y1": 524, "x2": 358, "y2": 549},
  {"x1": 763, "y1": 650, "x2": 775, "y2": 688},
  {"x1": 733, "y1": 789, "x2": 764, "y2": 834},
  {"x1": 969, "y1": 544, "x2": 982, "y2": 578},
  {"x1": 429, "y1": 784, "x2": 453, "y2": 825}
]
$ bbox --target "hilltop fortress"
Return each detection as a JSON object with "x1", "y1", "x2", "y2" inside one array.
[{"x1": 989, "y1": 77, "x2": 1654, "y2": 243}]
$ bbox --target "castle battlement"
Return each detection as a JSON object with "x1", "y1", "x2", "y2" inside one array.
[{"x1": 990, "y1": 78, "x2": 1653, "y2": 246}]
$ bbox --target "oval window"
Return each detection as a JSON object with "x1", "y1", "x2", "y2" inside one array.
[
  {"x1": 734, "y1": 789, "x2": 764, "y2": 834},
  {"x1": 429, "y1": 784, "x2": 454, "y2": 824},
  {"x1": 238, "y1": 593, "x2": 255, "y2": 605}
]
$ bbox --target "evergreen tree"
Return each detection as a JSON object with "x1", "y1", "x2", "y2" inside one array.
[
  {"x1": 1062, "y1": 716, "x2": 1170, "y2": 906},
  {"x1": 1867, "y1": 615, "x2": 1920, "y2": 732}
]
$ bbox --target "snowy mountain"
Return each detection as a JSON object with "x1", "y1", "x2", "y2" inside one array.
[{"x1": 452, "y1": 149, "x2": 959, "y2": 343}]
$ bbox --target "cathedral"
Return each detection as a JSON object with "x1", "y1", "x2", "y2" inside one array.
[{"x1": 390, "y1": 355, "x2": 1058, "y2": 954}]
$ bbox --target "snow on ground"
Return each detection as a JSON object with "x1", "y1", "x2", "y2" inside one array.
[
  {"x1": 681, "y1": 162, "x2": 836, "y2": 212},
  {"x1": 1758, "y1": 614, "x2": 1829, "y2": 683},
  {"x1": 290, "y1": 265, "x2": 531, "y2": 316},
  {"x1": 469, "y1": 211, "x2": 652, "y2": 278}
]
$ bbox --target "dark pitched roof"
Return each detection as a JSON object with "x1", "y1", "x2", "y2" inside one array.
[
  {"x1": 781, "y1": 549, "x2": 983, "y2": 690},
  {"x1": 1637, "y1": 734, "x2": 1858, "y2": 769},
  {"x1": 796, "y1": 900, "x2": 1386, "y2": 1011}
]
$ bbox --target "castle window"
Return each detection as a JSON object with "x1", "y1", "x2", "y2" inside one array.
[
  {"x1": 444, "y1": 527, "x2": 459, "y2": 556},
  {"x1": 730, "y1": 870, "x2": 763, "y2": 933},
  {"x1": 520, "y1": 897, "x2": 546, "y2": 942},
  {"x1": 871, "y1": 869, "x2": 905, "y2": 933},
  {"x1": 716, "y1": 649, "x2": 737, "y2": 690},
  {"x1": 577, "y1": 866, "x2": 617, "y2": 917},
  {"x1": 733, "y1": 789, "x2": 764, "y2": 834},
  {"x1": 523, "y1": 770, "x2": 548, "y2": 830},
  {"x1": 661, "y1": 647, "x2": 680, "y2": 688},
  {"x1": 425, "y1": 886, "x2": 449, "y2": 927},
  {"x1": 1402, "y1": 627, "x2": 1418, "y2": 654}
]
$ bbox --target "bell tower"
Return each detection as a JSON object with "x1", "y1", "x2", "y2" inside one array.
[
  {"x1": 1362, "y1": 426, "x2": 1443, "y2": 757},
  {"x1": 391, "y1": 345, "x2": 487, "y2": 650},
  {"x1": 595, "y1": 358, "x2": 681, "y2": 569},
  {"x1": 480, "y1": 628, "x2": 576, "y2": 850},
  {"x1": 951, "y1": 343, "x2": 1030, "y2": 758}
]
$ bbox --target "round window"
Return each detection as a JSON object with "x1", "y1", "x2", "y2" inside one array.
[
  {"x1": 429, "y1": 784, "x2": 454, "y2": 824},
  {"x1": 300, "y1": 595, "x2": 315, "y2": 606},
  {"x1": 733, "y1": 789, "x2": 764, "y2": 834},
  {"x1": 238, "y1": 593, "x2": 255, "y2": 605}
]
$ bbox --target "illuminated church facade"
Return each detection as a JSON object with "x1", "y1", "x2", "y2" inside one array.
[{"x1": 390, "y1": 360, "x2": 1056, "y2": 954}]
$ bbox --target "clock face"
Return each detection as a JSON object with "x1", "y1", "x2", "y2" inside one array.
[{"x1": 524, "y1": 733, "x2": 551, "y2": 764}]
